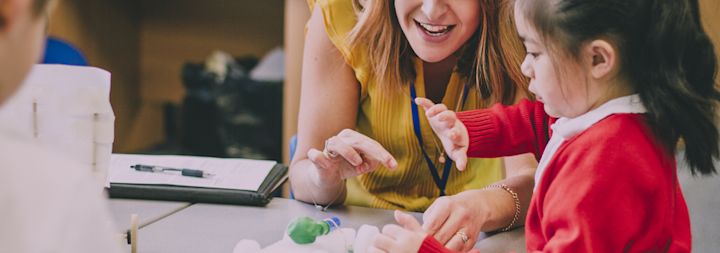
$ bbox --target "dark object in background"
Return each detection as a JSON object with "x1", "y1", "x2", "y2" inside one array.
[{"x1": 180, "y1": 56, "x2": 282, "y2": 161}]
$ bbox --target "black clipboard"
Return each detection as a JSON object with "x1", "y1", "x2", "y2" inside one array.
[{"x1": 108, "y1": 163, "x2": 287, "y2": 206}]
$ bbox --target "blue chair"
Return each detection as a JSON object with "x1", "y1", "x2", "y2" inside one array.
[
  {"x1": 289, "y1": 135, "x2": 297, "y2": 199},
  {"x1": 42, "y1": 37, "x2": 88, "y2": 66}
]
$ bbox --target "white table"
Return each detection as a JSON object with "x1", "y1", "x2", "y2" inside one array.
[{"x1": 110, "y1": 198, "x2": 525, "y2": 253}]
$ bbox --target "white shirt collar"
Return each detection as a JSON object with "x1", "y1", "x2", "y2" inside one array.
[{"x1": 552, "y1": 94, "x2": 647, "y2": 140}]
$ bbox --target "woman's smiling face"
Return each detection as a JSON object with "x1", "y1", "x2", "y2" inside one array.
[{"x1": 395, "y1": 0, "x2": 480, "y2": 63}]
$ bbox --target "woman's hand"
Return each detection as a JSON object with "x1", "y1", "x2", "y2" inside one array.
[
  {"x1": 370, "y1": 211, "x2": 426, "y2": 253},
  {"x1": 414, "y1": 98, "x2": 469, "y2": 171},
  {"x1": 422, "y1": 192, "x2": 490, "y2": 251},
  {"x1": 307, "y1": 129, "x2": 398, "y2": 186}
]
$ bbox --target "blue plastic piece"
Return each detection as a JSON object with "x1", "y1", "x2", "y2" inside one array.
[
  {"x1": 289, "y1": 135, "x2": 297, "y2": 199},
  {"x1": 42, "y1": 37, "x2": 88, "y2": 66}
]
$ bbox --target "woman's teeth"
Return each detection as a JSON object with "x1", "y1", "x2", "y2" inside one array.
[{"x1": 417, "y1": 21, "x2": 454, "y2": 36}]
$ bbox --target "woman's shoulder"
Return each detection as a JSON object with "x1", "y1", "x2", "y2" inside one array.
[
  {"x1": 309, "y1": 0, "x2": 372, "y2": 90},
  {"x1": 308, "y1": 0, "x2": 358, "y2": 55}
]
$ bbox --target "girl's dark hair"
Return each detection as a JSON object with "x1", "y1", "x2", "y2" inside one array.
[{"x1": 517, "y1": 0, "x2": 719, "y2": 175}]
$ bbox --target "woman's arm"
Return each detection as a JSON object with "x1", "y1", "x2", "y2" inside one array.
[
  {"x1": 290, "y1": 5, "x2": 396, "y2": 205},
  {"x1": 289, "y1": 5, "x2": 359, "y2": 205}
]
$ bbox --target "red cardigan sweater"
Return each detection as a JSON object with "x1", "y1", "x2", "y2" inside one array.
[{"x1": 419, "y1": 100, "x2": 691, "y2": 253}]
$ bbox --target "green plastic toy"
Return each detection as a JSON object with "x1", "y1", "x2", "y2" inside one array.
[{"x1": 287, "y1": 216, "x2": 341, "y2": 244}]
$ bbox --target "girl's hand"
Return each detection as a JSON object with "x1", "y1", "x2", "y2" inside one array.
[
  {"x1": 370, "y1": 211, "x2": 426, "y2": 253},
  {"x1": 414, "y1": 98, "x2": 469, "y2": 171},
  {"x1": 307, "y1": 129, "x2": 398, "y2": 186}
]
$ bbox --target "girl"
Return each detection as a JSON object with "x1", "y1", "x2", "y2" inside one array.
[
  {"x1": 371, "y1": 0, "x2": 719, "y2": 252},
  {"x1": 292, "y1": 0, "x2": 536, "y2": 249}
]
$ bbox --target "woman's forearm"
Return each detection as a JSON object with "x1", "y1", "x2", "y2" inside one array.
[
  {"x1": 451, "y1": 170, "x2": 534, "y2": 232},
  {"x1": 289, "y1": 159, "x2": 347, "y2": 206},
  {"x1": 478, "y1": 173, "x2": 534, "y2": 231}
]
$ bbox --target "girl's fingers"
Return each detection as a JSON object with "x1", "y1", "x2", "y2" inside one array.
[
  {"x1": 414, "y1": 97, "x2": 435, "y2": 110},
  {"x1": 453, "y1": 150, "x2": 468, "y2": 171},
  {"x1": 367, "y1": 246, "x2": 387, "y2": 253},
  {"x1": 373, "y1": 232, "x2": 397, "y2": 250},
  {"x1": 450, "y1": 131, "x2": 462, "y2": 143},
  {"x1": 425, "y1": 103, "x2": 448, "y2": 118},
  {"x1": 394, "y1": 210, "x2": 422, "y2": 231},
  {"x1": 381, "y1": 224, "x2": 405, "y2": 240},
  {"x1": 437, "y1": 111, "x2": 457, "y2": 128}
]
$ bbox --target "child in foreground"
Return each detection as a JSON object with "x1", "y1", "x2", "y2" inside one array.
[
  {"x1": 0, "y1": 0, "x2": 123, "y2": 251},
  {"x1": 370, "y1": 0, "x2": 719, "y2": 252}
]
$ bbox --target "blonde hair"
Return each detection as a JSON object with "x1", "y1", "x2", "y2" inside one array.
[{"x1": 347, "y1": 0, "x2": 530, "y2": 107}]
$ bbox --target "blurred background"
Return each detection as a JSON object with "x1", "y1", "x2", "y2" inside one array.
[
  {"x1": 46, "y1": 0, "x2": 311, "y2": 164},
  {"x1": 46, "y1": 0, "x2": 719, "y2": 166}
]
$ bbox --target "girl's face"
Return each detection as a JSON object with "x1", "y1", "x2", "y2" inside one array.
[
  {"x1": 514, "y1": 3, "x2": 590, "y2": 118},
  {"x1": 395, "y1": 0, "x2": 480, "y2": 63}
]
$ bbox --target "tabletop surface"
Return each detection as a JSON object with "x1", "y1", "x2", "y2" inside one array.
[
  {"x1": 109, "y1": 198, "x2": 525, "y2": 253},
  {"x1": 109, "y1": 198, "x2": 191, "y2": 231}
]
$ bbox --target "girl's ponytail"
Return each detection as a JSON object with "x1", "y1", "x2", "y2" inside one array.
[{"x1": 630, "y1": 0, "x2": 719, "y2": 175}]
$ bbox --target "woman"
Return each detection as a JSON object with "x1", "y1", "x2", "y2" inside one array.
[{"x1": 290, "y1": 0, "x2": 536, "y2": 250}]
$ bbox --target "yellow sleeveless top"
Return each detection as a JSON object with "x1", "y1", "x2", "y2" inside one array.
[{"x1": 309, "y1": 0, "x2": 503, "y2": 211}]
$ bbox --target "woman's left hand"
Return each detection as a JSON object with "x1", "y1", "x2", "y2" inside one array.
[{"x1": 370, "y1": 211, "x2": 426, "y2": 253}]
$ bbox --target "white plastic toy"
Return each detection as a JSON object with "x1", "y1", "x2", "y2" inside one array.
[{"x1": 233, "y1": 224, "x2": 381, "y2": 253}]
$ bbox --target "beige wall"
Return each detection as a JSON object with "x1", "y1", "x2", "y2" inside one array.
[
  {"x1": 48, "y1": 0, "x2": 142, "y2": 153},
  {"x1": 700, "y1": 0, "x2": 720, "y2": 85},
  {"x1": 139, "y1": 0, "x2": 284, "y2": 103}
]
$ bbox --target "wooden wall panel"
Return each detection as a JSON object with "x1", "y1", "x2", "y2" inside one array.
[
  {"x1": 283, "y1": 0, "x2": 311, "y2": 164},
  {"x1": 140, "y1": 0, "x2": 285, "y2": 103},
  {"x1": 48, "y1": 0, "x2": 142, "y2": 153},
  {"x1": 700, "y1": 0, "x2": 720, "y2": 84}
]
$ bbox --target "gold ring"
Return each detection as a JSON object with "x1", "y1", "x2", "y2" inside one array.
[
  {"x1": 323, "y1": 139, "x2": 338, "y2": 159},
  {"x1": 455, "y1": 231, "x2": 469, "y2": 243}
]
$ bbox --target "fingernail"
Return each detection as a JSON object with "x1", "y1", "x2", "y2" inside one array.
[{"x1": 389, "y1": 159, "x2": 398, "y2": 169}]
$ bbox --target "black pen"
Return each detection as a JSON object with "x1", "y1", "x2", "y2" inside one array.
[{"x1": 130, "y1": 164, "x2": 214, "y2": 178}]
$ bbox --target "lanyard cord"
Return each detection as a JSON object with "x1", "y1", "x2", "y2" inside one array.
[{"x1": 409, "y1": 82, "x2": 470, "y2": 196}]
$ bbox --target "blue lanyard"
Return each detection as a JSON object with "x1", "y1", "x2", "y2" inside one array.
[{"x1": 409, "y1": 82, "x2": 470, "y2": 196}]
